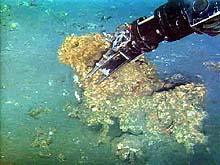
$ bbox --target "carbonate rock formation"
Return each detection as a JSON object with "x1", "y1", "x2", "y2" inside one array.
[{"x1": 58, "y1": 34, "x2": 207, "y2": 162}]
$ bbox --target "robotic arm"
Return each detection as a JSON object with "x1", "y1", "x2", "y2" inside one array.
[{"x1": 86, "y1": 0, "x2": 220, "y2": 83}]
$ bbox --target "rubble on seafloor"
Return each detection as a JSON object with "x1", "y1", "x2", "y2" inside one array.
[
  {"x1": 31, "y1": 127, "x2": 56, "y2": 158},
  {"x1": 203, "y1": 61, "x2": 220, "y2": 72},
  {"x1": 27, "y1": 106, "x2": 52, "y2": 119},
  {"x1": 58, "y1": 34, "x2": 207, "y2": 162}
]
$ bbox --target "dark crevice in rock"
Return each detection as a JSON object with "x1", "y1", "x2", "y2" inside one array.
[
  {"x1": 153, "y1": 73, "x2": 202, "y2": 94},
  {"x1": 154, "y1": 82, "x2": 188, "y2": 93},
  {"x1": 108, "y1": 117, "x2": 123, "y2": 138}
]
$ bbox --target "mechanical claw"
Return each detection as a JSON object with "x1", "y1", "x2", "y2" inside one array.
[
  {"x1": 85, "y1": 25, "x2": 133, "y2": 82},
  {"x1": 85, "y1": 49, "x2": 130, "y2": 82}
]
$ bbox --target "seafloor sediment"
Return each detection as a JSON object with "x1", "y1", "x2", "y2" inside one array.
[{"x1": 58, "y1": 34, "x2": 207, "y2": 162}]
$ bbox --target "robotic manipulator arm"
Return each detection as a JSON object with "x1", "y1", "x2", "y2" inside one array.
[{"x1": 86, "y1": 0, "x2": 220, "y2": 83}]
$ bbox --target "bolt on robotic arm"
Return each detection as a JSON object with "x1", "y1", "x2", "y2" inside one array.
[{"x1": 86, "y1": 0, "x2": 220, "y2": 83}]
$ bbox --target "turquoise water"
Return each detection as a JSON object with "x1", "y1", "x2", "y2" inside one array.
[{"x1": 0, "y1": 0, "x2": 220, "y2": 164}]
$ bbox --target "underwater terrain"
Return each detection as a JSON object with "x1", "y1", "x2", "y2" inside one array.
[{"x1": 0, "y1": 0, "x2": 220, "y2": 164}]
